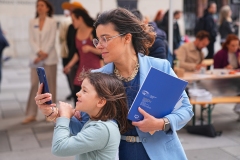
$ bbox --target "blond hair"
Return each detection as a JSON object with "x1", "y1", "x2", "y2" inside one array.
[{"x1": 219, "y1": 5, "x2": 232, "y2": 25}]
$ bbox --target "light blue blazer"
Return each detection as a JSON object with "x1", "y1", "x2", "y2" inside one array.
[{"x1": 70, "y1": 53, "x2": 194, "y2": 160}]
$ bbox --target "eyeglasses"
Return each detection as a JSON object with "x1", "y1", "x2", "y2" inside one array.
[{"x1": 93, "y1": 33, "x2": 126, "y2": 48}]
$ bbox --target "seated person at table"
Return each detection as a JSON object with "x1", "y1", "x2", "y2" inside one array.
[
  {"x1": 214, "y1": 34, "x2": 240, "y2": 69},
  {"x1": 175, "y1": 31, "x2": 210, "y2": 71},
  {"x1": 214, "y1": 34, "x2": 240, "y2": 121}
]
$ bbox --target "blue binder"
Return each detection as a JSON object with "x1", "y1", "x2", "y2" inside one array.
[{"x1": 128, "y1": 67, "x2": 188, "y2": 121}]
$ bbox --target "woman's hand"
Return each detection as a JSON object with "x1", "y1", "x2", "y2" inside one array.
[
  {"x1": 225, "y1": 64, "x2": 233, "y2": 69},
  {"x1": 58, "y1": 101, "x2": 75, "y2": 119},
  {"x1": 82, "y1": 45, "x2": 93, "y2": 53},
  {"x1": 195, "y1": 64, "x2": 206, "y2": 70},
  {"x1": 132, "y1": 107, "x2": 164, "y2": 133},
  {"x1": 33, "y1": 57, "x2": 42, "y2": 64},
  {"x1": 38, "y1": 51, "x2": 48, "y2": 60},
  {"x1": 63, "y1": 65, "x2": 71, "y2": 74},
  {"x1": 35, "y1": 83, "x2": 56, "y2": 116}
]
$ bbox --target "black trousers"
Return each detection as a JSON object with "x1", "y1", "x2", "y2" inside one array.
[
  {"x1": 62, "y1": 58, "x2": 77, "y2": 98},
  {"x1": 205, "y1": 41, "x2": 215, "y2": 59}
]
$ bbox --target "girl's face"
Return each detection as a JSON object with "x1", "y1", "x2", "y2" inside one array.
[
  {"x1": 227, "y1": 40, "x2": 239, "y2": 53},
  {"x1": 71, "y1": 14, "x2": 81, "y2": 29},
  {"x1": 75, "y1": 78, "x2": 103, "y2": 116},
  {"x1": 37, "y1": 1, "x2": 49, "y2": 16},
  {"x1": 95, "y1": 23, "x2": 127, "y2": 64}
]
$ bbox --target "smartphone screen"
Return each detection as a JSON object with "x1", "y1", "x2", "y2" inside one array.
[{"x1": 36, "y1": 67, "x2": 52, "y2": 104}]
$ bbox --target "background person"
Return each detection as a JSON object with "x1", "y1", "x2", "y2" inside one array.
[
  {"x1": 131, "y1": 9, "x2": 168, "y2": 59},
  {"x1": 218, "y1": 5, "x2": 238, "y2": 45},
  {"x1": 22, "y1": 0, "x2": 58, "y2": 124},
  {"x1": 214, "y1": 34, "x2": 240, "y2": 122},
  {"x1": 159, "y1": 10, "x2": 182, "y2": 51},
  {"x1": 203, "y1": 1, "x2": 217, "y2": 59},
  {"x1": 175, "y1": 31, "x2": 210, "y2": 71},
  {"x1": 61, "y1": 1, "x2": 86, "y2": 101},
  {"x1": 63, "y1": 8, "x2": 102, "y2": 105},
  {"x1": 214, "y1": 34, "x2": 240, "y2": 69}
]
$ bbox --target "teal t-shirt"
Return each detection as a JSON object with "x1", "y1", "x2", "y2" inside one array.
[{"x1": 52, "y1": 117, "x2": 120, "y2": 160}]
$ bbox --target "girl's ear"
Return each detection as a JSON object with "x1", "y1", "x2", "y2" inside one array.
[
  {"x1": 124, "y1": 33, "x2": 132, "y2": 44},
  {"x1": 97, "y1": 98, "x2": 106, "y2": 108}
]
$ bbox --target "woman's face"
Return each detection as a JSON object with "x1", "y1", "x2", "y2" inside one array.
[
  {"x1": 227, "y1": 40, "x2": 239, "y2": 53},
  {"x1": 37, "y1": 1, "x2": 49, "y2": 16},
  {"x1": 71, "y1": 14, "x2": 81, "y2": 29},
  {"x1": 95, "y1": 23, "x2": 126, "y2": 64},
  {"x1": 228, "y1": 10, "x2": 232, "y2": 17},
  {"x1": 75, "y1": 78, "x2": 101, "y2": 116}
]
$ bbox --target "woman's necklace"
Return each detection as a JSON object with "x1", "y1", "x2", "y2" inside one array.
[{"x1": 114, "y1": 62, "x2": 139, "y2": 82}]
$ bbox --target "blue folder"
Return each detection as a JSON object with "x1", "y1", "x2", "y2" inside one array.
[{"x1": 128, "y1": 67, "x2": 188, "y2": 121}]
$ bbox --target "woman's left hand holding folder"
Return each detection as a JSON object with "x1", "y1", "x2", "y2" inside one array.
[{"x1": 132, "y1": 107, "x2": 164, "y2": 133}]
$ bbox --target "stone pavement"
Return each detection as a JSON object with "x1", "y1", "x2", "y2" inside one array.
[{"x1": 1, "y1": 56, "x2": 240, "y2": 160}]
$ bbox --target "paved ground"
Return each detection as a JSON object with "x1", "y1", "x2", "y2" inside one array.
[{"x1": 1, "y1": 56, "x2": 240, "y2": 160}]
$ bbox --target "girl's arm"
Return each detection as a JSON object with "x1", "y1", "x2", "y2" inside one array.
[{"x1": 52, "y1": 119, "x2": 110, "y2": 157}]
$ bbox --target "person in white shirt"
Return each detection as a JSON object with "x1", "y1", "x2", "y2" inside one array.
[{"x1": 22, "y1": 0, "x2": 58, "y2": 124}]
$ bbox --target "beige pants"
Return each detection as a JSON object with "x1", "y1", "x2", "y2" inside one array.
[{"x1": 25, "y1": 64, "x2": 57, "y2": 117}]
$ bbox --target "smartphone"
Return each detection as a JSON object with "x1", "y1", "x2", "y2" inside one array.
[{"x1": 36, "y1": 67, "x2": 52, "y2": 104}]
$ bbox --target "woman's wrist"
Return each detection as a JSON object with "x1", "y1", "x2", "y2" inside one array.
[{"x1": 156, "y1": 118, "x2": 165, "y2": 131}]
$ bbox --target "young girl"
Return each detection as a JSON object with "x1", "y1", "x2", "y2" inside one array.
[{"x1": 50, "y1": 72, "x2": 129, "y2": 160}]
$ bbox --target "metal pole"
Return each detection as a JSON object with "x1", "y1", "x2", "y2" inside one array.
[
  {"x1": 100, "y1": 0, "x2": 103, "y2": 13},
  {"x1": 169, "y1": 0, "x2": 173, "y2": 53}
]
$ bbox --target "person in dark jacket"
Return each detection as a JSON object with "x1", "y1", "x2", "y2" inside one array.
[
  {"x1": 214, "y1": 34, "x2": 240, "y2": 69},
  {"x1": 131, "y1": 9, "x2": 168, "y2": 59},
  {"x1": 202, "y1": 1, "x2": 217, "y2": 59},
  {"x1": 61, "y1": 1, "x2": 85, "y2": 100},
  {"x1": 148, "y1": 21, "x2": 168, "y2": 59},
  {"x1": 0, "y1": 23, "x2": 9, "y2": 90},
  {"x1": 219, "y1": 5, "x2": 238, "y2": 45},
  {"x1": 158, "y1": 10, "x2": 182, "y2": 50}
]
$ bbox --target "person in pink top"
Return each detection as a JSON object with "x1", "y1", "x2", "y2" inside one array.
[{"x1": 64, "y1": 8, "x2": 101, "y2": 104}]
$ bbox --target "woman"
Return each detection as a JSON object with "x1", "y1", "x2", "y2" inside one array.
[
  {"x1": 214, "y1": 34, "x2": 240, "y2": 69},
  {"x1": 218, "y1": 5, "x2": 238, "y2": 44},
  {"x1": 35, "y1": 8, "x2": 193, "y2": 160},
  {"x1": 63, "y1": 8, "x2": 101, "y2": 104},
  {"x1": 214, "y1": 34, "x2": 240, "y2": 121},
  {"x1": 22, "y1": 0, "x2": 58, "y2": 124}
]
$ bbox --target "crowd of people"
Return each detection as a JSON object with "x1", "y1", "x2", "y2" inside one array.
[
  {"x1": 1, "y1": 0, "x2": 239, "y2": 159},
  {"x1": 174, "y1": 1, "x2": 240, "y2": 72}
]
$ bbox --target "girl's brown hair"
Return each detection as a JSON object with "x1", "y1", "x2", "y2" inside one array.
[
  {"x1": 36, "y1": 0, "x2": 54, "y2": 18},
  {"x1": 81, "y1": 71, "x2": 130, "y2": 134},
  {"x1": 94, "y1": 8, "x2": 155, "y2": 55},
  {"x1": 222, "y1": 34, "x2": 239, "y2": 50}
]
